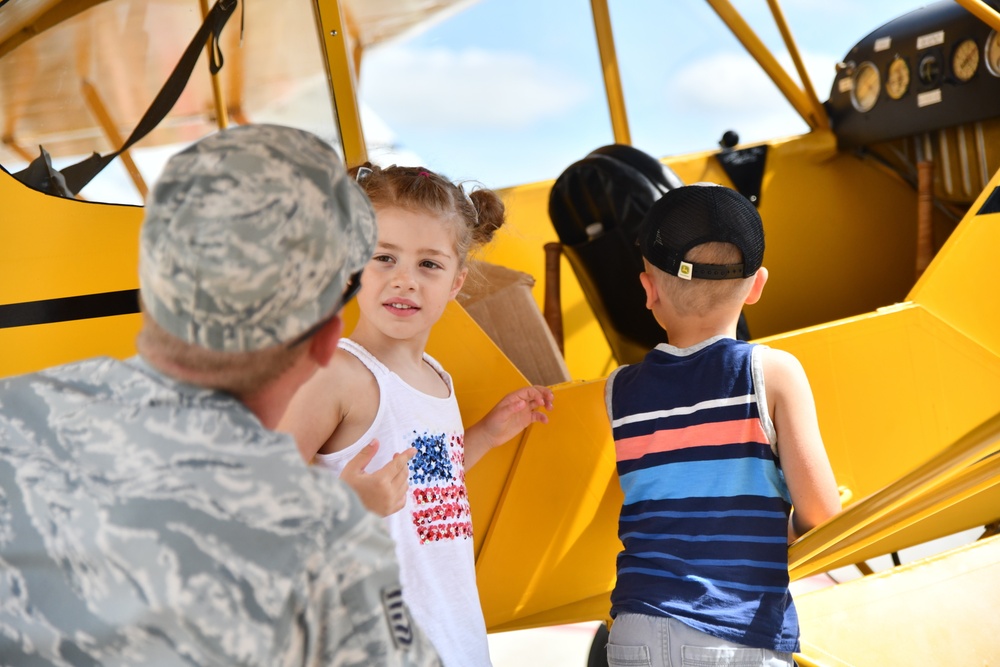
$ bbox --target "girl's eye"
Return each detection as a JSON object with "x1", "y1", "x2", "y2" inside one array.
[
  {"x1": 420, "y1": 260, "x2": 442, "y2": 270},
  {"x1": 372, "y1": 254, "x2": 394, "y2": 263}
]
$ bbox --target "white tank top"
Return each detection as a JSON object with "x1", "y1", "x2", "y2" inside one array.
[{"x1": 314, "y1": 338, "x2": 492, "y2": 667}]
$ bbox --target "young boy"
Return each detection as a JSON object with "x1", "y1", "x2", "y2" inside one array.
[{"x1": 604, "y1": 183, "x2": 840, "y2": 667}]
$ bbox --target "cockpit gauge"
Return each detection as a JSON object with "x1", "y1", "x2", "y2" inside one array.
[
  {"x1": 918, "y1": 52, "x2": 941, "y2": 85},
  {"x1": 987, "y1": 30, "x2": 1000, "y2": 78},
  {"x1": 951, "y1": 38, "x2": 979, "y2": 82},
  {"x1": 851, "y1": 61, "x2": 880, "y2": 112},
  {"x1": 886, "y1": 56, "x2": 910, "y2": 99}
]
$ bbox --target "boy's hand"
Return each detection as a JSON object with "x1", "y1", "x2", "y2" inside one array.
[
  {"x1": 481, "y1": 385, "x2": 555, "y2": 448},
  {"x1": 340, "y1": 440, "x2": 415, "y2": 517}
]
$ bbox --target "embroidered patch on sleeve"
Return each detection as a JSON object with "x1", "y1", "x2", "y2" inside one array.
[{"x1": 381, "y1": 585, "x2": 414, "y2": 649}]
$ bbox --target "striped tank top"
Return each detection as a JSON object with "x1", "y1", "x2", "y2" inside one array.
[{"x1": 605, "y1": 335, "x2": 799, "y2": 652}]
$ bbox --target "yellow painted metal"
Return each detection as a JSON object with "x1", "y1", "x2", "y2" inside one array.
[
  {"x1": 796, "y1": 458, "x2": 1000, "y2": 576},
  {"x1": 200, "y1": 0, "x2": 230, "y2": 130},
  {"x1": 955, "y1": 0, "x2": 1000, "y2": 32},
  {"x1": 0, "y1": 315, "x2": 142, "y2": 379},
  {"x1": 795, "y1": 535, "x2": 1000, "y2": 666},
  {"x1": 706, "y1": 0, "x2": 826, "y2": 130},
  {"x1": 478, "y1": 180, "x2": 616, "y2": 381},
  {"x1": 464, "y1": 129, "x2": 1000, "y2": 630},
  {"x1": 0, "y1": 0, "x2": 104, "y2": 59},
  {"x1": 910, "y1": 176, "x2": 1000, "y2": 360},
  {"x1": 313, "y1": 0, "x2": 367, "y2": 165},
  {"x1": 788, "y1": 409, "x2": 1000, "y2": 578},
  {"x1": 0, "y1": 170, "x2": 143, "y2": 378},
  {"x1": 4, "y1": 0, "x2": 1000, "y2": 647},
  {"x1": 758, "y1": 304, "x2": 1000, "y2": 509},
  {"x1": 485, "y1": 130, "x2": 921, "y2": 366},
  {"x1": 474, "y1": 378, "x2": 619, "y2": 630},
  {"x1": 590, "y1": 0, "x2": 631, "y2": 145},
  {"x1": 765, "y1": 0, "x2": 828, "y2": 130}
]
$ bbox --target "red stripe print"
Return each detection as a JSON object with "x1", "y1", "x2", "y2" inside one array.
[
  {"x1": 410, "y1": 482, "x2": 473, "y2": 544},
  {"x1": 412, "y1": 501, "x2": 467, "y2": 526},
  {"x1": 615, "y1": 418, "x2": 767, "y2": 462},
  {"x1": 413, "y1": 484, "x2": 468, "y2": 505},
  {"x1": 416, "y1": 521, "x2": 474, "y2": 544}
]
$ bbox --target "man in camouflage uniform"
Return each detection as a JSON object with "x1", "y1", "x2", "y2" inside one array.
[{"x1": 0, "y1": 124, "x2": 441, "y2": 666}]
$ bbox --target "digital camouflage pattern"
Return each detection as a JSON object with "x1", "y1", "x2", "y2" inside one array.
[
  {"x1": 139, "y1": 124, "x2": 377, "y2": 353},
  {"x1": 0, "y1": 356, "x2": 441, "y2": 667}
]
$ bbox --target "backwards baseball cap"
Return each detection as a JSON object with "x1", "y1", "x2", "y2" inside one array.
[
  {"x1": 638, "y1": 183, "x2": 764, "y2": 280},
  {"x1": 139, "y1": 124, "x2": 376, "y2": 352}
]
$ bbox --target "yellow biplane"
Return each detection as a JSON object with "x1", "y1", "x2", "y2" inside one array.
[{"x1": 2, "y1": 1, "x2": 999, "y2": 664}]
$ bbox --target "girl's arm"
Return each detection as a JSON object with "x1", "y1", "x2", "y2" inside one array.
[
  {"x1": 279, "y1": 362, "x2": 347, "y2": 463},
  {"x1": 463, "y1": 385, "x2": 554, "y2": 470},
  {"x1": 280, "y1": 350, "x2": 413, "y2": 516},
  {"x1": 762, "y1": 347, "x2": 841, "y2": 541}
]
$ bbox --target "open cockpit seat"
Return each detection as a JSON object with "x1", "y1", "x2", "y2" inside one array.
[{"x1": 547, "y1": 144, "x2": 683, "y2": 365}]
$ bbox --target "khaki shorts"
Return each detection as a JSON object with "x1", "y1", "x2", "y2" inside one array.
[{"x1": 607, "y1": 613, "x2": 795, "y2": 667}]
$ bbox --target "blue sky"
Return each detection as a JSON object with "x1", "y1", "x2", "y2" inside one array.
[
  {"x1": 37, "y1": 0, "x2": 929, "y2": 205},
  {"x1": 358, "y1": 0, "x2": 928, "y2": 189}
]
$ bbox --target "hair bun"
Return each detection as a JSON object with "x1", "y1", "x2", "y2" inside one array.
[{"x1": 469, "y1": 188, "x2": 505, "y2": 246}]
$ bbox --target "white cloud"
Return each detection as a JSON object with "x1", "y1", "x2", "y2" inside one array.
[
  {"x1": 669, "y1": 50, "x2": 839, "y2": 111},
  {"x1": 664, "y1": 49, "x2": 841, "y2": 142},
  {"x1": 360, "y1": 46, "x2": 592, "y2": 130}
]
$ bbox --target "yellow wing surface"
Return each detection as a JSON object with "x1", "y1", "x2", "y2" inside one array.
[{"x1": 3, "y1": 1, "x2": 1000, "y2": 663}]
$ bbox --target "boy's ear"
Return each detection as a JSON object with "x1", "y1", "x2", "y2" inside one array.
[
  {"x1": 639, "y1": 271, "x2": 659, "y2": 310},
  {"x1": 449, "y1": 267, "x2": 469, "y2": 300},
  {"x1": 744, "y1": 266, "x2": 768, "y2": 305}
]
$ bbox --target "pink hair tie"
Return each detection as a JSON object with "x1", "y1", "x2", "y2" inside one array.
[{"x1": 418, "y1": 171, "x2": 431, "y2": 178}]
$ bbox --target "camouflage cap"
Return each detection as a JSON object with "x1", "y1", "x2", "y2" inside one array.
[{"x1": 139, "y1": 124, "x2": 376, "y2": 352}]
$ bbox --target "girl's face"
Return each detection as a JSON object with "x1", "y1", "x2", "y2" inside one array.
[{"x1": 356, "y1": 206, "x2": 467, "y2": 342}]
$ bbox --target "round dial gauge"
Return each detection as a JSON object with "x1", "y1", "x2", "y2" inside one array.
[
  {"x1": 918, "y1": 53, "x2": 941, "y2": 85},
  {"x1": 851, "y1": 61, "x2": 881, "y2": 112},
  {"x1": 987, "y1": 30, "x2": 1000, "y2": 77},
  {"x1": 886, "y1": 57, "x2": 910, "y2": 99},
  {"x1": 952, "y1": 38, "x2": 979, "y2": 82}
]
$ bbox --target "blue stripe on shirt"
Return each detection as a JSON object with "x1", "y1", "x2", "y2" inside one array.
[
  {"x1": 619, "y1": 457, "x2": 788, "y2": 504},
  {"x1": 617, "y1": 567, "x2": 789, "y2": 595},
  {"x1": 619, "y1": 531, "x2": 788, "y2": 544},
  {"x1": 628, "y1": 550, "x2": 789, "y2": 570},
  {"x1": 619, "y1": 508, "x2": 787, "y2": 522}
]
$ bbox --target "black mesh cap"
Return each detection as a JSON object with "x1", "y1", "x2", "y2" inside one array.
[{"x1": 638, "y1": 183, "x2": 764, "y2": 280}]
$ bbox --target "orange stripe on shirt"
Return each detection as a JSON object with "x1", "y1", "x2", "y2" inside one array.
[{"x1": 616, "y1": 418, "x2": 768, "y2": 462}]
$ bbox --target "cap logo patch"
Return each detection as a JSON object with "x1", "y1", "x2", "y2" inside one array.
[{"x1": 678, "y1": 261, "x2": 694, "y2": 280}]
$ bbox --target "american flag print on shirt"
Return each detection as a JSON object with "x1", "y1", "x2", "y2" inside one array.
[{"x1": 408, "y1": 430, "x2": 473, "y2": 544}]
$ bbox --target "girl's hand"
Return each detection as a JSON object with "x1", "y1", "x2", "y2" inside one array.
[
  {"x1": 482, "y1": 385, "x2": 555, "y2": 445},
  {"x1": 340, "y1": 439, "x2": 415, "y2": 517},
  {"x1": 464, "y1": 386, "x2": 554, "y2": 469}
]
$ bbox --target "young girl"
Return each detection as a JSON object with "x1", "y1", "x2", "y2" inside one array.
[{"x1": 279, "y1": 163, "x2": 554, "y2": 666}]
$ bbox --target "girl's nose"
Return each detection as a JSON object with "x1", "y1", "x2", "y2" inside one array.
[{"x1": 390, "y1": 266, "x2": 417, "y2": 290}]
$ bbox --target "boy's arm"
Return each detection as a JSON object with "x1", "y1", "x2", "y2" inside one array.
[
  {"x1": 463, "y1": 385, "x2": 554, "y2": 470},
  {"x1": 762, "y1": 348, "x2": 841, "y2": 541}
]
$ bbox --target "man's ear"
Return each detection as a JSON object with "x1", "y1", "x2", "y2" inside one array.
[
  {"x1": 449, "y1": 267, "x2": 469, "y2": 300},
  {"x1": 639, "y1": 271, "x2": 659, "y2": 310},
  {"x1": 744, "y1": 266, "x2": 768, "y2": 305},
  {"x1": 309, "y1": 315, "x2": 344, "y2": 368}
]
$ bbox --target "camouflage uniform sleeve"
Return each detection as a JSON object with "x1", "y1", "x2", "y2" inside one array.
[{"x1": 293, "y1": 474, "x2": 442, "y2": 667}]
